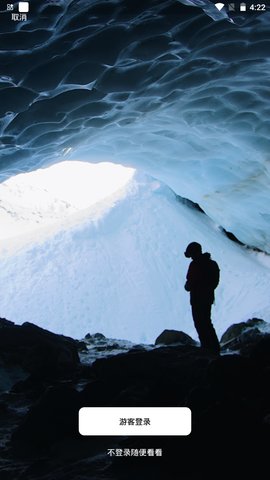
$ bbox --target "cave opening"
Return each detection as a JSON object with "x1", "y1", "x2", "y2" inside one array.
[
  {"x1": 0, "y1": 160, "x2": 136, "y2": 251},
  {"x1": 0, "y1": 158, "x2": 270, "y2": 345}
]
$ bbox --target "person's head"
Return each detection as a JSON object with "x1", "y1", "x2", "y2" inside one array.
[{"x1": 184, "y1": 242, "x2": 202, "y2": 259}]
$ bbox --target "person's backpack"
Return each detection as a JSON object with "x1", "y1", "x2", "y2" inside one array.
[
  {"x1": 208, "y1": 259, "x2": 220, "y2": 289},
  {"x1": 202, "y1": 253, "x2": 220, "y2": 290}
]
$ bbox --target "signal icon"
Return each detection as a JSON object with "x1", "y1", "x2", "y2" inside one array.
[{"x1": 215, "y1": 3, "x2": 225, "y2": 10}]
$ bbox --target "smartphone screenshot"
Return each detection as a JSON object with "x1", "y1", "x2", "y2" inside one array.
[{"x1": 0, "y1": 1, "x2": 269, "y2": 479}]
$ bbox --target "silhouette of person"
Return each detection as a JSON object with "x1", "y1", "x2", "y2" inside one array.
[{"x1": 184, "y1": 242, "x2": 220, "y2": 354}]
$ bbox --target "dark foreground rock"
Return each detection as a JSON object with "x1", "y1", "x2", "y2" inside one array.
[
  {"x1": 155, "y1": 329, "x2": 197, "y2": 346},
  {"x1": 0, "y1": 319, "x2": 269, "y2": 479},
  {"x1": 220, "y1": 317, "x2": 267, "y2": 344},
  {"x1": 0, "y1": 319, "x2": 81, "y2": 380},
  {"x1": 220, "y1": 317, "x2": 269, "y2": 355}
]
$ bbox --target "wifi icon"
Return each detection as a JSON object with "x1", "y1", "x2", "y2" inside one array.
[{"x1": 215, "y1": 2, "x2": 225, "y2": 10}]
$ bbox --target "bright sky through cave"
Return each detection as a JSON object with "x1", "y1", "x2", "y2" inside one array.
[{"x1": 0, "y1": 161, "x2": 135, "y2": 244}]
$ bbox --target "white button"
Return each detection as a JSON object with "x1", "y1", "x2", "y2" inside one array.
[{"x1": 79, "y1": 407, "x2": 191, "y2": 436}]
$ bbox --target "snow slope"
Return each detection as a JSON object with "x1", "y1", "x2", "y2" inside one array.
[{"x1": 0, "y1": 164, "x2": 269, "y2": 344}]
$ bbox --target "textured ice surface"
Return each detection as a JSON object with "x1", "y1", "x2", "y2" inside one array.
[
  {"x1": 0, "y1": 166, "x2": 269, "y2": 344},
  {"x1": 0, "y1": 0, "x2": 270, "y2": 251}
]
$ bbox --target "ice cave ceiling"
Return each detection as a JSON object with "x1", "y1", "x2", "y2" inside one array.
[{"x1": 0, "y1": 0, "x2": 270, "y2": 252}]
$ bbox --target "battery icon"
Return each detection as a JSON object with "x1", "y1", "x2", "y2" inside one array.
[{"x1": 240, "y1": 2, "x2": 246, "y2": 11}]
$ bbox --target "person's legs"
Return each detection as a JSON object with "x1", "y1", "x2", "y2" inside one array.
[{"x1": 191, "y1": 302, "x2": 220, "y2": 354}]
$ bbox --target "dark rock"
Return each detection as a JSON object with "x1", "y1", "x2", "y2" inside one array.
[
  {"x1": 128, "y1": 344, "x2": 147, "y2": 352},
  {"x1": 246, "y1": 318, "x2": 266, "y2": 328},
  {"x1": 155, "y1": 329, "x2": 197, "y2": 346},
  {"x1": 263, "y1": 413, "x2": 270, "y2": 426},
  {"x1": 249, "y1": 335, "x2": 270, "y2": 367},
  {"x1": 220, "y1": 322, "x2": 248, "y2": 344},
  {"x1": 84, "y1": 332, "x2": 106, "y2": 342},
  {"x1": 188, "y1": 397, "x2": 266, "y2": 479},
  {"x1": 81, "y1": 379, "x2": 122, "y2": 406},
  {"x1": 11, "y1": 384, "x2": 81, "y2": 455},
  {"x1": 220, "y1": 318, "x2": 267, "y2": 344},
  {"x1": 92, "y1": 332, "x2": 106, "y2": 340},
  {"x1": 94, "y1": 343, "x2": 120, "y2": 352},
  {"x1": 89, "y1": 345, "x2": 211, "y2": 409},
  {"x1": 239, "y1": 328, "x2": 266, "y2": 349},
  {"x1": 206, "y1": 354, "x2": 258, "y2": 397},
  {"x1": 0, "y1": 400, "x2": 8, "y2": 414},
  {"x1": 221, "y1": 329, "x2": 267, "y2": 356},
  {"x1": 76, "y1": 364, "x2": 96, "y2": 380},
  {"x1": 92, "y1": 348, "x2": 165, "y2": 383},
  {"x1": 0, "y1": 317, "x2": 14, "y2": 328},
  {"x1": 75, "y1": 340, "x2": 88, "y2": 352},
  {"x1": 0, "y1": 321, "x2": 80, "y2": 379},
  {"x1": 11, "y1": 374, "x2": 48, "y2": 401},
  {"x1": 112, "y1": 383, "x2": 152, "y2": 407},
  {"x1": 0, "y1": 363, "x2": 28, "y2": 394}
]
